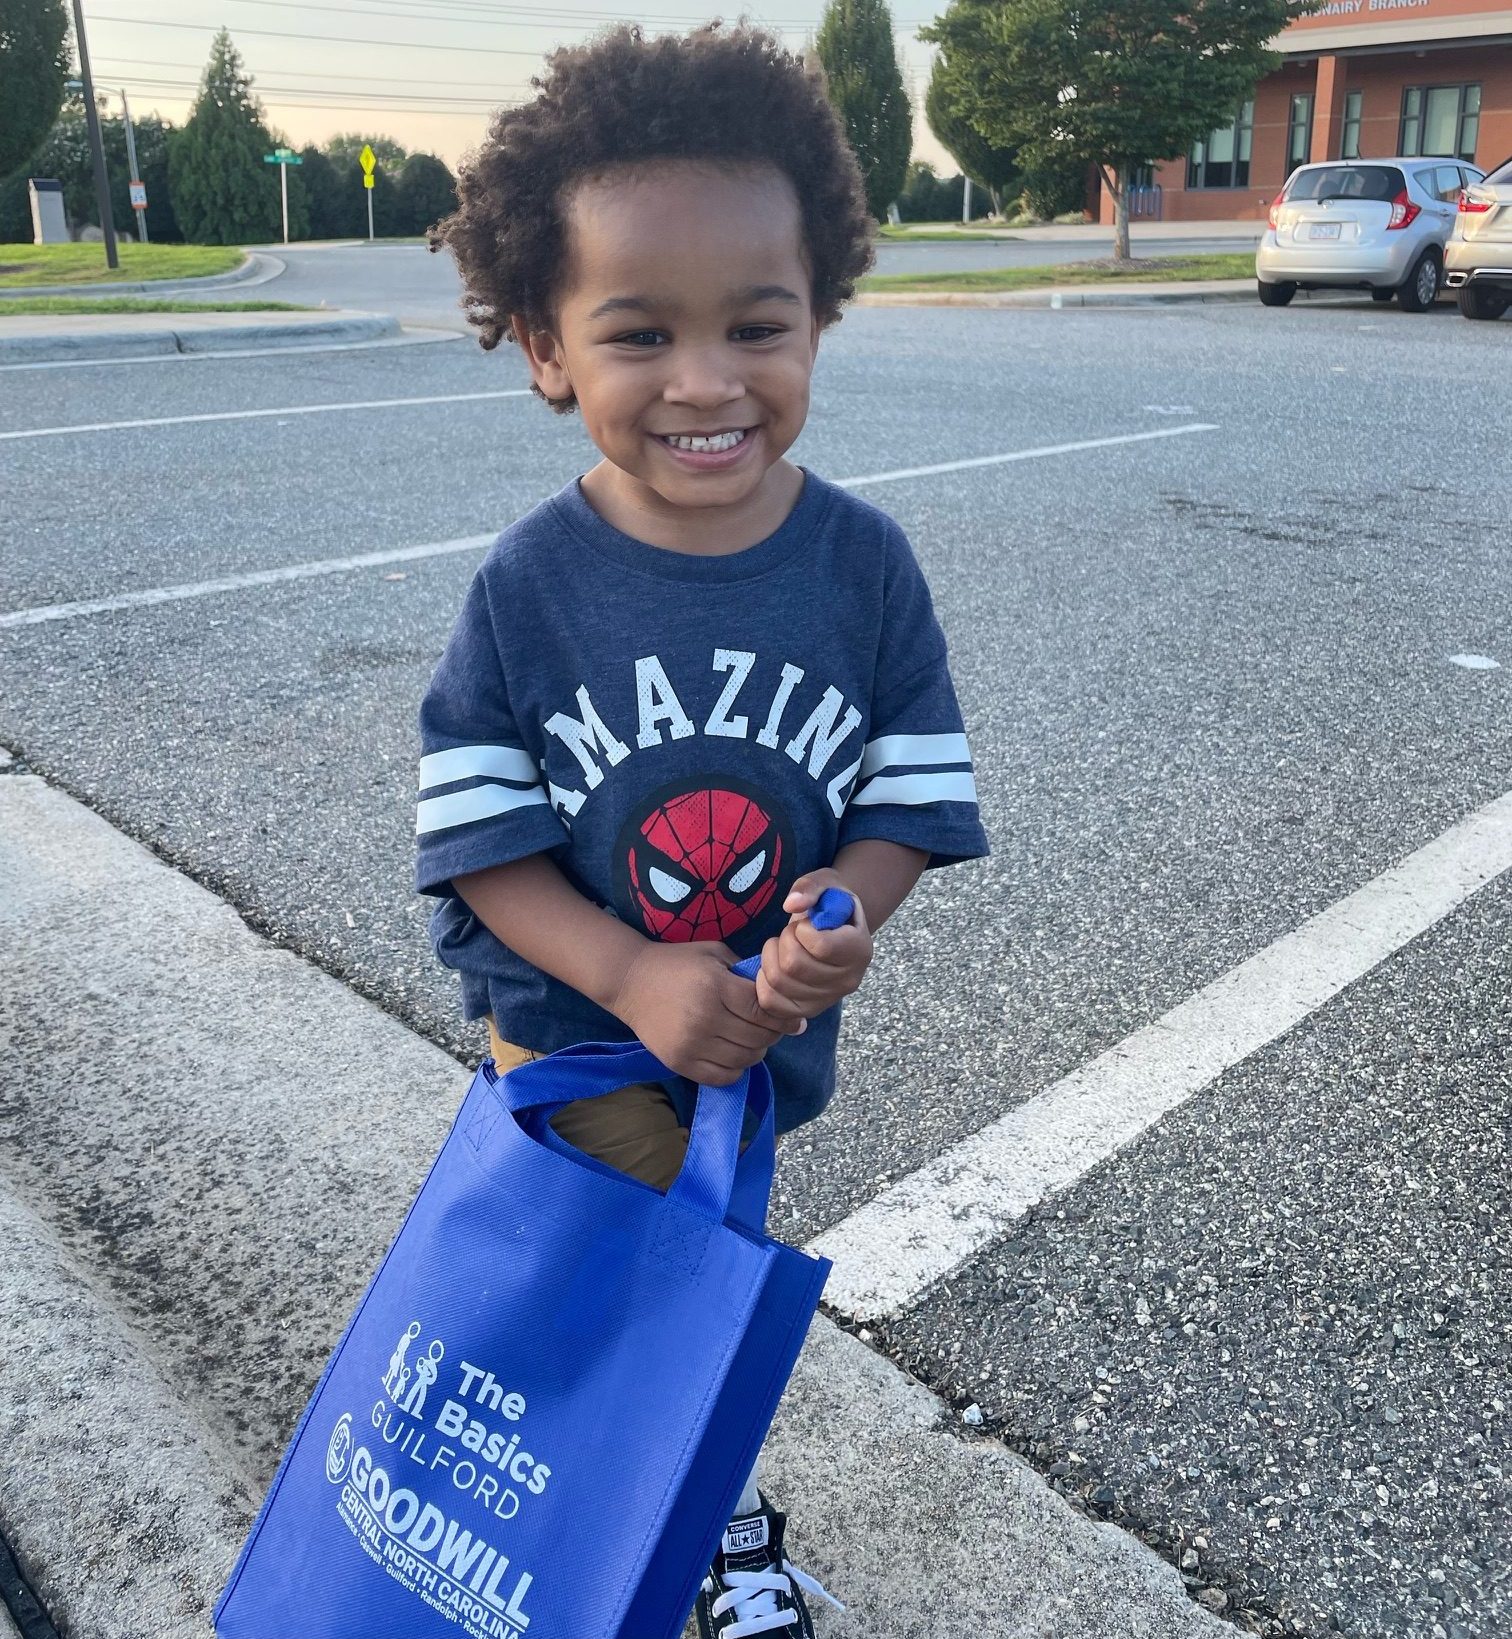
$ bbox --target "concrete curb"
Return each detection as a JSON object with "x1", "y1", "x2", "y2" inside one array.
[
  {"x1": 0, "y1": 310, "x2": 400, "y2": 364},
  {"x1": 0, "y1": 250, "x2": 272, "y2": 301},
  {"x1": 0, "y1": 1184, "x2": 256, "y2": 1639},
  {"x1": 0, "y1": 772, "x2": 1230, "y2": 1639},
  {"x1": 856, "y1": 280, "x2": 1255, "y2": 310}
]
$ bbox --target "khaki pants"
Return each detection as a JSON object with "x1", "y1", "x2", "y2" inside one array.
[{"x1": 487, "y1": 1018, "x2": 775, "y2": 1194}]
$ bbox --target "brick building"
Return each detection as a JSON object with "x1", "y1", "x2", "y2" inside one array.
[{"x1": 1098, "y1": 0, "x2": 1512, "y2": 222}]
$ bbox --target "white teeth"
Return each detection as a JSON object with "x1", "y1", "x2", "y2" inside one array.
[{"x1": 665, "y1": 429, "x2": 747, "y2": 452}]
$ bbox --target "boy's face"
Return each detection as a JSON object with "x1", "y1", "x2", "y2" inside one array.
[{"x1": 515, "y1": 161, "x2": 820, "y2": 513}]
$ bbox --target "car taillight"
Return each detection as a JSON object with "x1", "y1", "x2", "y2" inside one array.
[
  {"x1": 1388, "y1": 189, "x2": 1421, "y2": 230},
  {"x1": 1268, "y1": 191, "x2": 1285, "y2": 229},
  {"x1": 1459, "y1": 191, "x2": 1493, "y2": 213}
]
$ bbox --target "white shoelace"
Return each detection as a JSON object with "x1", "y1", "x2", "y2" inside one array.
[{"x1": 702, "y1": 1558, "x2": 846, "y2": 1637}]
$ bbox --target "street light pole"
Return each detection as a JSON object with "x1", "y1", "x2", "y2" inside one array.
[
  {"x1": 70, "y1": 0, "x2": 119, "y2": 269},
  {"x1": 120, "y1": 87, "x2": 149, "y2": 243}
]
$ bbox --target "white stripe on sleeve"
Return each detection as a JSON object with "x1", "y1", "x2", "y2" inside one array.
[
  {"x1": 849, "y1": 770, "x2": 979, "y2": 808},
  {"x1": 419, "y1": 743, "x2": 539, "y2": 792},
  {"x1": 859, "y1": 732, "x2": 971, "y2": 778},
  {"x1": 416, "y1": 781, "x2": 551, "y2": 835}
]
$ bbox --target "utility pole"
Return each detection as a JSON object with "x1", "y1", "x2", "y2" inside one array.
[
  {"x1": 120, "y1": 87, "x2": 148, "y2": 243},
  {"x1": 70, "y1": 0, "x2": 119, "y2": 269}
]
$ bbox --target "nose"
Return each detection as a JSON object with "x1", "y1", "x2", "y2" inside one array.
[{"x1": 661, "y1": 343, "x2": 745, "y2": 412}]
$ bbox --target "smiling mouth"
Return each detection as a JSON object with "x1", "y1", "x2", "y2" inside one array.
[{"x1": 656, "y1": 429, "x2": 752, "y2": 453}]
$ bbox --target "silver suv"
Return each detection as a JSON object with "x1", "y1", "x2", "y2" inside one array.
[
  {"x1": 1256, "y1": 159, "x2": 1484, "y2": 311},
  {"x1": 1444, "y1": 156, "x2": 1512, "y2": 320}
]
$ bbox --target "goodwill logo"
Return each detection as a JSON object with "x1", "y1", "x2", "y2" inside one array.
[{"x1": 324, "y1": 1318, "x2": 554, "y2": 1639}]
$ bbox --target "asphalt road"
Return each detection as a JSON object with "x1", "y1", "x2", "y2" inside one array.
[
  {"x1": 206, "y1": 231, "x2": 1262, "y2": 329},
  {"x1": 3, "y1": 249, "x2": 1510, "y2": 1638}
]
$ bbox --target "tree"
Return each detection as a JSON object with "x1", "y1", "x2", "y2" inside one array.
[
  {"x1": 325, "y1": 133, "x2": 407, "y2": 169},
  {"x1": 923, "y1": 0, "x2": 1316, "y2": 259},
  {"x1": 0, "y1": 99, "x2": 184, "y2": 242},
  {"x1": 0, "y1": 0, "x2": 70, "y2": 183},
  {"x1": 814, "y1": 0, "x2": 912, "y2": 222},
  {"x1": 925, "y1": 54, "x2": 1018, "y2": 217},
  {"x1": 896, "y1": 160, "x2": 989, "y2": 222},
  {"x1": 295, "y1": 144, "x2": 346, "y2": 238},
  {"x1": 396, "y1": 152, "x2": 457, "y2": 236},
  {"x1": 318, "y1": 136, "x2": 408, "y2": 236},
  {"x1": 168, "y1": 29, "x2": 280, "y2": 244}
]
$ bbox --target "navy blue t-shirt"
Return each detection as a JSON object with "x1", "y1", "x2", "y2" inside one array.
[{"x1": 415, "y1": 469, "x2": 989, "y2": 1132}]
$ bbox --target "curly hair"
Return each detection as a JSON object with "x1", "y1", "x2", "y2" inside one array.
[{"x1": 429, "y1": 22, "x2": 875, "y2": 411}]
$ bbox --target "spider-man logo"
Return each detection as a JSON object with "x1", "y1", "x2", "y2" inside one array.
[{"x1": 612, "y1": 776, "x2": 795, "y2": 943}]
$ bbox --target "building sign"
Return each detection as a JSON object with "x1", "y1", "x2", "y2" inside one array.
[{"x1": 1288, "y1": 0, "x2": 1509, "y2": 30}]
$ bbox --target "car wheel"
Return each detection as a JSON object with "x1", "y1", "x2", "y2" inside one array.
[
  {"x1": 1371, "y1": 288, "x2": 1395, "y2": 303},
  {"x1": 1397, "y1": 249, "x2": 1441, "y2": 312},
  {"x1": 1457, "y1": 284, "x2": 1511, "y2": 321},
  {"x1": 1257, "y1": 279, "x2": 1296, "y2": 308}
]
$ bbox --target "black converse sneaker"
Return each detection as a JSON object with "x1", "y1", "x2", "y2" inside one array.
[{"x1": 695, "y1": 1492, "x2": 844, "y2": 1638}]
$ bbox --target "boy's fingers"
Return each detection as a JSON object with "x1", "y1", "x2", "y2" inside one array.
[
  {"x1": 780, "y1": 871, "x2": 827, "y2": 912},
  {"x1": 791, "y1": 918, "x2": 869, "y2": 967},
  {"x1": 712, "y1": 1016, "x2": 781, "y2": 1053},
  {"x1": 754, "y1": 967, "x2": 810, "y2": 1021},
  {"x1": 725, "y1": 972, "x2": 806, "y2": 1035}
]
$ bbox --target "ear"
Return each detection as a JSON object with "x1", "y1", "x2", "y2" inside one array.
[
  {"x1": 511, "y1": 314, "x2": 573, "y2": 403},
  {"x1": 808, "y1": 312, "x2": 822, "y2": 363}
]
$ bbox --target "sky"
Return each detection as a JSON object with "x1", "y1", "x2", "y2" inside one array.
[{"x1": 78, "y1": 0, "x2": 956, "y2": 177}]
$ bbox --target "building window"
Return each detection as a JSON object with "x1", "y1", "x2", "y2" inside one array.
[
  {"x1": 1341, "y1": 90, "x2": 1362, "y2": 160},
  {"x1": 1187, "y1": 101, "x2": 1254, "y2": 189},
  {"x1": 1400, "y1": 83, "x2": 1481, "y2": 162},
  {"x1": 1288, "y1": 94, "x2": 1314, "y2": 170}
]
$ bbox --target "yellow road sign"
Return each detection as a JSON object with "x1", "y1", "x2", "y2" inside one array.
[
  {"x1": 363, "y1": 173, "x2": 375, "y2": 189},
  {"x1": 359, "y1": 144, "x2": 376, "y2": 174}
]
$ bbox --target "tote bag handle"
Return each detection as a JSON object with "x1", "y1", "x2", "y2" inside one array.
[{"x1": 494, "y1": 889, "x2": 855, "y2": 1230}]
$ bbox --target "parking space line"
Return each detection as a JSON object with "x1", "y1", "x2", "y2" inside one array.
[
  {"x1": 0, "y1": 423, "x2": 1217, "y2": 629},
  {"x1": 809, "y1": 788, "x2": 1512, "y2": 1320},
  {"x1": 0, "y1": 388, "x2": 533, "y2": 441},
  {"x1": 837, "y1": 423, "x2": 1218, "y2": 488},
  {"x1": 0, "y1": 535, "x2": 497, "y2": 629}
]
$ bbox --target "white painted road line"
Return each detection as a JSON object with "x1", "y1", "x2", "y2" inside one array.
[
  {"x1": 0, "y1": 536, "x2": 496, "y2": 630},
  {"x1": 810, "y1": 788, "x2": 1512, "y2": 1320},
  {"x1": 0, "y1": 388, "x2": 531, "y2": 440},
  {"x1": 836, "y1": 423, "x2": 1217, "y2": 488},
  {"x1": 0, "y1": 424, "x2": 1218, "y2": 630}
]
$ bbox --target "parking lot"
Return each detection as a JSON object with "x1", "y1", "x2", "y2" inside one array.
[{"x1": 2, "y1": 249, "x2": 1510, "y2": 1637}]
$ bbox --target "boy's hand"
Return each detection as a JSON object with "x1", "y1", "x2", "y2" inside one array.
[
  {"x1": 755, "y1": 869, "x2": 874, "y2": 1023},
  {"x1": 611, "y1": 940, "x2": 805, "y2": 1087}
]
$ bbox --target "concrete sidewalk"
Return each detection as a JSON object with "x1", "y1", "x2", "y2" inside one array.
[
  {"x1": 0, "y1": 768, "x2": 1229, "y2": 1639},
  {"x1": 857, "y1": 279, "x2": 1254, "y2": 309},
  {"x1": 882, "y1": 220, "x2": 1264, "y2": 245},
  {"x1": 0, "y1": 308, "x2": 404, "y2": 364}
]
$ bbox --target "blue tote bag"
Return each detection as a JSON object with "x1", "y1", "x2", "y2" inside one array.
[{"x1": 214, "y1": 895, "x2": 847, "y2": 1639}]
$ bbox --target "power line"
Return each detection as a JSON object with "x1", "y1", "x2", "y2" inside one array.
[
  {"x1": 85, "y1": 5, "x2": 926, "y2": 53},
  {"x1": 100, "y1": 72, "x2": 518, "y2": 107},
  {"x1": 86, "y1": 13, "x2": 546, "y2": 56},
  {"x1": 90, "y1": 52, "x2": 531, "y2": 91},
  {"x1": 204, "y1": 0, "x2": 934, "y2": 28}
]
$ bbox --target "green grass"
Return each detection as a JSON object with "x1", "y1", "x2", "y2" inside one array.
[
  {"x1": 859, "y1": 251, "x2": 1255, "y2": 293},
  {"x1": 0, "y1": 243, "x2": 245, "y2": 288},
  {"x1": 877, "y1": 223, "x2": 1020, "y2": 242},
  {"x1": 0, "y1": 296, "x2": 311, "y2": 315}
]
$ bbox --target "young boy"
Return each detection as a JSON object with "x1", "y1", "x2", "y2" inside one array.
[{"x1": 416, "y1": 24, "x2": 988, "y2": 1635}]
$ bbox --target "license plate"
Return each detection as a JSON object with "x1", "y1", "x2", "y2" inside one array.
[{"x1": 1309, "y1": 223, "x2": 1342, "y2": 241}]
